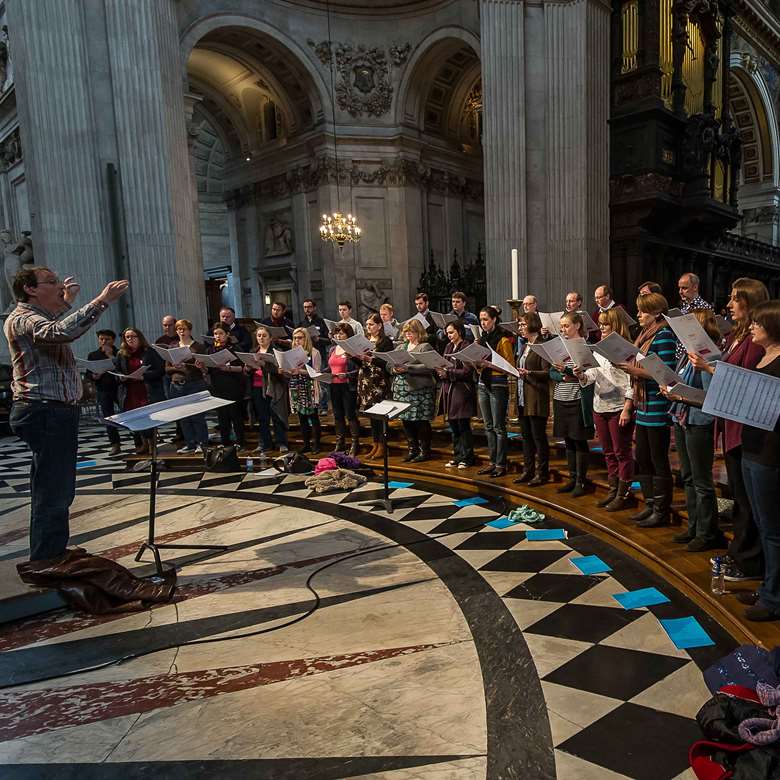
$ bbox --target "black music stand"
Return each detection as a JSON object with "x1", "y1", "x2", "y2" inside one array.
[
  {"x1": 359, "y1": 401, "x2": 410, "y2": 513},
  {"x1": 107, "y1": 392, "x2": 234, "y2": 578}
]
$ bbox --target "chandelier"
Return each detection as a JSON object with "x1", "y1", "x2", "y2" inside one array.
[
  {"x1": 320, "y1": 211, "x2": 361, "y2": 246},
  {"x1": 319, "y1": 0, "x2": 363, "y2": 248}
]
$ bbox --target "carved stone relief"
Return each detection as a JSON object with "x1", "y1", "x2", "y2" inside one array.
[
  {"x1": 263, "y1": 210, "x2": 294, "y2": 257},
  {"x1": 0, "y1": 128, "x2": 22, "y2": 171},
  {"x1": 356, "y1": 279, "x2": 392, "y2": 322},
  {"x1": 306, "y1": 39, "x2": 410, "y2": 118}
]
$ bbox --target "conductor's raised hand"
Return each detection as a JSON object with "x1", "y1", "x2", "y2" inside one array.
[
  {"x1": 96, "y1": 280, "x2": 130, "y2": 305},
  {"x1": 62, "y1": 277, "x2": 81, "y2": 305}
]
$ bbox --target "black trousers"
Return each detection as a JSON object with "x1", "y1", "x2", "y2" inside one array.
[
  {"x1": 634, "y1": 424, "x2": 672, "y2": 478},
  {"x1": 97, "y1": 391, "x2": 120, "y2": 445},
  {"x1": 217, "y1": 399, "x2": 245, "y2": 446},
  {"x1": 330, "y1": 383, "x2": 358, "y2": 423},
  {"x1": 520, "y1": 415, "x2": 549, "y2": 465},
  {"x1": 726, "y1": 445, "x2": 764, "y2": 577}
]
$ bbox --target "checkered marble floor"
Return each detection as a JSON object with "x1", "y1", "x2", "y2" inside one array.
[{"x1": 0, "y1": 423, "x2": 731, "y2": 779}]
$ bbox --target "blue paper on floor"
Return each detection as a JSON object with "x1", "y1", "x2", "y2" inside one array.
[
  {"x1": 571, "y1": 555, "x2": 612, "y2": 575},
  {"x1": 660, "y1": 616, "x2": 715, "y2": 649},
  {"x1": 631, "y1": 481, "x2": 641, "y2": 490},
  {"x1": 526, "y1": 528, "x2": 567, "y2": 541},
  {"x1": 453, "y1": 496, "x2": 489, "y2": 507},
  {"x1": 487, "y1": 516, "x2": 516, "y2": 529},
  {"x1": 613, "y1": 587, "x2": 670, "y2": 610},
  {"x1": 507, "y1": 432, "x2": 521, "y2": 439},
  {"x1": 77, "y1": 460, "x2": 97, "y2": 470},
  {"x1": 388, "y1": 481, "x2": 414, "y2": 489}
]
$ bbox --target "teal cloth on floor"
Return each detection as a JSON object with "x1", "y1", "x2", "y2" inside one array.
[
  {"x1": 77, "y1": 460, "x2": 97, "y2": 469},
  {"x1": 525, "y1": 528, "x2": 567, "y2": 541},
  {"x1": 507, "y1": 432, "x2": 521, "y2": 439},
  {"x1": 453, "y1": 496, "x2": 489, "y2": 507},
  {"x1": 388, "y1": 481, "x2": 413, "y2": 489},
  {"x1": 487, "y1": 517, "x2": 515, "y2": 529},
  {"x1": 571, "y1": 555, "x2": 612, "y2": 575},
  {"x1": 613, "y1": 587, "x2": 670, "y2": 610},
  {"x1": 660, "y1": 617, "x2": 715, "y2": 649}
]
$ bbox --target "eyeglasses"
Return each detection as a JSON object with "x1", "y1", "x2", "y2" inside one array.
[{"x1": 37, "y1": 278, "x2": 61, "y2": 286}]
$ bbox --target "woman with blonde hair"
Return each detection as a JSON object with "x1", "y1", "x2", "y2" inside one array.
[
  {"x1": 574, "y1": 307, "x2": 634, "y2": 509},
  {"x1": 617, "y1": 293, "x2": 677, "y2": 526},
  {"x1": 392, "y1": 318, "x2": 436, "y2": 462},
  {"x1": 288, "y1": 326, "x2": 322, "y2": 454},
  {"x1": 550, "y1": 311, "x2": 595, "y2": 495},
  {"x1": 688, "y1": 278, "x2": 769, "y2": 581}
]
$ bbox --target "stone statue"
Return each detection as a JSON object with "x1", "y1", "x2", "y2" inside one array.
[
  {"x1": 357, "y1": 280, "x2": 389, "y2": 322},
  {"x1": 0, "y1": 26, "x2": 9, "y2": 92},
  {"x1": 263, "y1": 214, "x2": 293, "y2": 257},
  {"x1": 3, "y1": 230, "x2": 33, "y2": 313}
]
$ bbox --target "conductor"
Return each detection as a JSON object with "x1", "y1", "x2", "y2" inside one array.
[{"x1": 3, "y1": 266, "x2": 129, "y2": 561}]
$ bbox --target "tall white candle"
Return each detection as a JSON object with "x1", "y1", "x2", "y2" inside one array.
[{"x1": 511, "y1": 248, "x2": 519, "y2": 300}]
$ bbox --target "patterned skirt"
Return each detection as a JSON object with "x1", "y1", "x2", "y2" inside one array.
[
  {"x1": 290, "y1": 375, "x2": 317, "y2": 415},
  {"x1": 392, "y1": 374, "x2": 435, "y2": 421}
]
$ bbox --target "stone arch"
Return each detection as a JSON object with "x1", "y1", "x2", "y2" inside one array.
[
  {"x1": 729, "y1": 56, "x2": 779, "y2": 188},
  {"x1": 396, "y1": 27, "x2": 481, "y2": 130},
  {"x1": 180, "y1": 14, "x2": 333, "y2": 126}
]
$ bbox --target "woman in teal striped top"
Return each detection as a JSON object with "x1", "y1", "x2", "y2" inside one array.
[{"x1": 617, "y1": 293, "x2": 678, "y2": 527}]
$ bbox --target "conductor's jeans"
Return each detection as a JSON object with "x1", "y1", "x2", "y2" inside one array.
[{"x1": 10, "y1": 400, "x2": 80, "y2": 561}]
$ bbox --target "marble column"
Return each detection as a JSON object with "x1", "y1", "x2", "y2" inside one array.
[
  {"x1": 8, "y1": 0, "x2": 206, "y2": 346},
  {"x1": 479, "y1": 0, "x2": 611, "y2": 310},
  {"x1": 480, "y1": 0, "x2": 527, "y2": 308}
]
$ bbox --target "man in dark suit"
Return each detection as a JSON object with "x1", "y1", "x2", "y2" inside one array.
[
  {"x1": 87, "y1": 329, "x2": 121, "y2": 456},
  {"x1": 413, "y1": 292, "x2": 445, "y2": 353},
  {"x1": 219, "y1": 306, "x2": 252, "y2": 352},
  {"x1": 259, "y1": 301, "x2": 294, "y2": 347}
]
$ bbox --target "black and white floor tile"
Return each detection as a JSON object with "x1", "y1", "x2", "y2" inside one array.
[{"x1": 0, "y1": 424, "x2": 732, "y2": 779}]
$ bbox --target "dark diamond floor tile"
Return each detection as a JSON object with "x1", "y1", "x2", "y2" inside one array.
[
  {"x1": 198, "y1": 474, "x2": 245, "y2": 489},
  {"x1": 403, "y1": 505, "x2": 459, "y2": 523},
  {"x1": 455, "y1": 531, "x2": 525, "y2": 550},
  {"x1": 343, "y1": 488, "x2": 390, "y2": 504},
  {"x1": 504, "y1": 572, "x2": 603, "y2": 602},
  {"x1": 429, "y1": 516, "x2": 491, "y2": 535},
  {"x1": 479, "y1": 549, "x2": 569, "y2": 573},
  {"x1": 238, "y1": 476, "x2": 282, "y2": 490},
  {"x1": 271, "y1": 478, "x2": 311, "y2": 493},
  {"x1": 544, "y1": 643, "x2": 689, "y2": 700},
  {"x1": 557, "y1": 702, "x2": 701, "y2": 780},
  {"x1": 526, "y1": 603, "x2": 639, "y2": 644}
]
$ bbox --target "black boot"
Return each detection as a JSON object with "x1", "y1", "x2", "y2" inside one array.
[
  {"x1": 348, "y1": 418, "x2": 361, "y2": 457},
  {"x1": 597, "y1": 476, "x2": 619, "y2": 508},
  {"x1": 638, "y1": 476, "x2": 673, "y2": 528},
  {"x1": 412, "y1": 424, "x2": 431, "y2": 462},
  {"x1": 333, "y1": 419, "x2": 346, "y2": 453},
  {"x1": 403, "y1": 437, "x2": 419, "y2": 462},
  {"x1": 556, "y1": 449, "x2": 578, "y2": 493},
  {"x1": 312, "y1": 419, "x2": 321, "y2": 454},
  {"x1": 528, "y1": 453, "x2": 549, "y2": 486},
  {"x1": 571, "y1": 451, "x2": 590, "y2": 497},
  {"x1": 629, "y1": 475, "x2": 654, "y2": 523},
  {"x1": 300, "y1": 420, "x2": 312, "y2": 454},
  {"x1": 513, "y1": 456, "x2": 536, "y2": 484},
  {"x1": 605, "y1": 480, "x2": 632, "y2": 511}
]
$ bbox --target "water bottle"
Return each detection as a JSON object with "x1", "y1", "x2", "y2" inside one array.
[
  {"x1": 711, "y1": 556, "x2": 725, "y2": 595},
  {"x1": 246, "y1": 457, "x2": 254, "y2": 474}
]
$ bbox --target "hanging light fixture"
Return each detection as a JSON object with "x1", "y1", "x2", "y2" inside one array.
[{"x1": 319, "y1": 0, "x2": 361, "y2": 247}]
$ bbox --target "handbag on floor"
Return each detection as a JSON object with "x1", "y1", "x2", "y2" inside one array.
[{"x1": 204, "y1": 444, "x2": 242, "y2": 472}]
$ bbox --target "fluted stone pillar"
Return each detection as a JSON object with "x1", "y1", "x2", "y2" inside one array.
[
  {"x1": 8, "y1": 0, "x2": 205, "y2": 345},
  {"x1": 480, "y1": 0, "x2": 610, "y2": 310},
  {"x1": 481, "y1": 0, "x2": 527, "y2": 308}
]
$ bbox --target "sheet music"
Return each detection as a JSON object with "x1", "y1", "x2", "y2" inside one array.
[
  {"x1": 613, "y1": 307, "x2": 636, "y2": 327},
  {"x1": 499, "y1": 321, "x2": 521, "y2": 335},
  {"x1": 274, "y1": 346, "x2": 308, "y2": 370},
  {"x1": 106, "y1": 391, "x2": 234, "y2": 432},
  {"x1": 305, "y1": 363, "x2": 333, "y2": 383},
  {"x1": 636, "y1": 352, "x2": 680, "y2": 387},
  {"x1": 468, "y1": 323, "x2": 482, "y2": 341},
  {"x1": 151, "y1": 344, "x2": 192, "y2": 365},
  {"x1": 591, "y1": 332, "x2": 640, "y2": 364},
  {"x1": 196, "y1": 349, "x2": 236, "y2": 368},
  {"x1": 372, "y1": 349, "x2": 418, "y2": 367},
  {"x1": 108, "y1": 365, "x2": 148, "y2": 380},
  {"x1": 76, "y1": 357, "x2": 115, "y2": 373},
  {"x1": 667, "y1": 308, "x2": 683, "y2": 318},
  {"x1": 323, "y1": 318, "x2": 339, "y2": 333},
  {"x1": 413, "y1": 350, "x2": 451, "y2": 370},
  {"x1": 235, "y1": 351, "x2": 263, "y2": 368},
  {"x1": 488, "y1": 347, "x2": 520, "y2": 377},
  {"x1": 383, "y1": 321, "x2": 398, "y2": 339},
  {"x1": 253, "y1": 350, "x2": 278, "y2": 366},
  {"x1": 429, "y1": 311, "x2": 458, "y2": 329},
  {"x1": 702, "y1": 361, "x2": 780, "y2": 431},
  {"x1": 364, "y1": 400, "x2": 411, "y2": 419},
  {"x1": 448, "y1": 342, "x2": 490, "y2": 365},
  {"x1": 258, "y1": 325, "x2": 291, "y2": 339},
  {"x1": 663, "y1": 313, "x2": 721, "y2": 361},
  {"x1": 716, "y1": 315, "x2": 733, "y2": 336},
  {"x1": 306, "y1": 325, "x2": 323, "y2": 339},
  {"x1": 575, "y1": 310, "x2": 600, "y2": 332},
  {"x1": 539, "y1": 312, "x2": 563, "y2": 336},
  {"x1": 668, "y1": 383, "x2": 707, "y2": 406},
  {"x1": 563, "y1": 337, "x2": 598, "y2": 370},
  {"x1": 528, "y1": 337, "x2": 569, "y2": 366},
  {"x1": 339, "y1": 334, "x2": 375, "y2": 357}
]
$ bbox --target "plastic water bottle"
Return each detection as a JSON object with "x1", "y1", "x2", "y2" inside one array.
[
  {"x1": 711, "y1": 556, "x2": 725, "y2": 595},
  {"x1": 246, "y1": 457, "x2": 254, "y2": 474}
]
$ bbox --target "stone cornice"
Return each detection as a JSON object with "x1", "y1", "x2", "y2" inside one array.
[{"x1": 732, "y1": 0, "x2": 780, "y2": 62}]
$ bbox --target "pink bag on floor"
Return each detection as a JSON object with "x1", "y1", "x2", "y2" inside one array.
[{"x1": 314, "y1": 457, "x2": 338, "y2": 475}]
